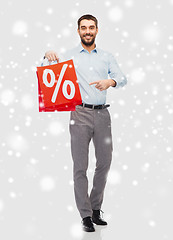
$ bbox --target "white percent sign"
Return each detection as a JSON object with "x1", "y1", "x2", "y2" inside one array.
[{"x1": 43, "y1": 64, "x2": 75, "y2": 103}]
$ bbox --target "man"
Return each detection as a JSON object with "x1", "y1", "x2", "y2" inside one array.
[{"x1": 43, "y1": 14, "x2": 127, "y2": 232}]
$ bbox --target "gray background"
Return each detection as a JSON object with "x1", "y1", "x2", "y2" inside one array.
[{"x1": 0, "y1": 0, "x2": 173, "y2": 239}]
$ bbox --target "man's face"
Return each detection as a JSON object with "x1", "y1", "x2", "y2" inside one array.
[{"x1": 78, "y1": 19, "x2": 98, "y2": 46}]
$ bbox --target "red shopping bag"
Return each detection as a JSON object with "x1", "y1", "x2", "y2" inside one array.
[{"x1": 36, "y1": 60, "x2": 82, "y2": 112}]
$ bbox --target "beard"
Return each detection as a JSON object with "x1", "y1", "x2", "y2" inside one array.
[{"x1": 80, "y1": 34, "x2": 96, "y2": 46}]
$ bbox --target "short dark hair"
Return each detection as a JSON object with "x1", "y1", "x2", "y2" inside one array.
[{"x1": 77, "y1": 14, "x2": 98, "y2": 29}]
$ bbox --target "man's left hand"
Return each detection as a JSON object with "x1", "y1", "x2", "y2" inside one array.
[{"x1": 89, "y1": 79, "x2": 116, "y2": 91}]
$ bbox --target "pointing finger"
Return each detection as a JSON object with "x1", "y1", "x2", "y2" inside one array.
[{"x1": 89, "y1": 81, "x2": 99, "y2": 85}]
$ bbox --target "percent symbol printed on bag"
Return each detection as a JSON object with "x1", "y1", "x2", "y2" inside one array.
[
  {"x1": 43, "y1": 64, "x2": 75, "y2": 103},
  {"x1": 36, "y1": 59, "x2": 82, "y2": 112}
]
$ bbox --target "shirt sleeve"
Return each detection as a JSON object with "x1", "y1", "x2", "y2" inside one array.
[{"x1": 108, "y1": 53, "x2": 127, "y2": 89}]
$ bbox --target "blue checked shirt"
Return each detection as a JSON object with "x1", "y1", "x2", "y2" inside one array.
[{"x1": 41, "y1": 43, "x2": 127, "y2": 105}]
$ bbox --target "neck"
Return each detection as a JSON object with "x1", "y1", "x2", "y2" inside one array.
[{"x1": 81, "y1": 42, "x2": 96, "y2": 53}]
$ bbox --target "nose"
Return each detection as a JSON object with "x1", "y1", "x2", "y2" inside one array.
[{"x1": 86, "y1": 28, "x2": 90, "y2": 34}]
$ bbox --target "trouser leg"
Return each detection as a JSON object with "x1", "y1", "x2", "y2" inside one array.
[
  {"x1": 69, "y1": 109, "x2": 94, "y2": 219},
  {"x1": 90, "y1": 108, "x2": 113, "y2": 210}
]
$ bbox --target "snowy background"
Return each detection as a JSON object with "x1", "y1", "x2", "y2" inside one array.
[{"x1": 0, "y1": 0, "x2": 173, "y2": 239}]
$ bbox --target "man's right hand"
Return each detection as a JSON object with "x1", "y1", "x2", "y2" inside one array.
[{"x1": 45, "y1": 50, "x2": 59, "y2": 62}]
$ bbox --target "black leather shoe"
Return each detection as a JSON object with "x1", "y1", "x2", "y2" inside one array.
[
  {"x1": 82, "y1": 216, "x2": 95, "y2": 232},
  {"x1": 92, "y1": 210, "x2": 107, "y2": 225}
]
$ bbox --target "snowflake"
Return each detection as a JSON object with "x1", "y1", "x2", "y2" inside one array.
[
  {"x1": 39, "y1": 176, "x2": 56, "y2": 192},
  {"x1": 48, "y1": 121, "x2": 64, "y2": 136},
  {"x1": 107, "y1": 170, "x2": 122, "y2": 185},
  {"x1": 108, "y1": 7, "x2": 123, "y2": 22},
  {"x1": 12, "y1": 20, "x2": 28, "y2": 36}
]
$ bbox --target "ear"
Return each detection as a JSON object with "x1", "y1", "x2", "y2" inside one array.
[
  {"x1": 96, "y1": 28, "x2": 98, "y2": 35},
  {"x1": 77, "y1": 28, "x2": 80, "y2": 35}
]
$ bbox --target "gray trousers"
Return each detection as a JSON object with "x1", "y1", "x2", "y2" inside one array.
[{"x1": 69, "y1": 105, "x2": 113, "y2": 219}]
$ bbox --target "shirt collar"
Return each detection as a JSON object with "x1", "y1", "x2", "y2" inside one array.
[{"x1": 77, "y1": 42, "x2": 98, "y2": 53}]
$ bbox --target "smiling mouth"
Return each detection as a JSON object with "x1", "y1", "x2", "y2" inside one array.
[{"x1": 85, "y1": 35, "x2": 92, "y2": 40}]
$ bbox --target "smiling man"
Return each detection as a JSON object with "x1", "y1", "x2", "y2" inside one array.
[
  {"x1": 43, "y1": 14, "x2": 127, "y2": 232},
  {"x1": 79, "y1": 18, "x2": 97, "y2": 46}
]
